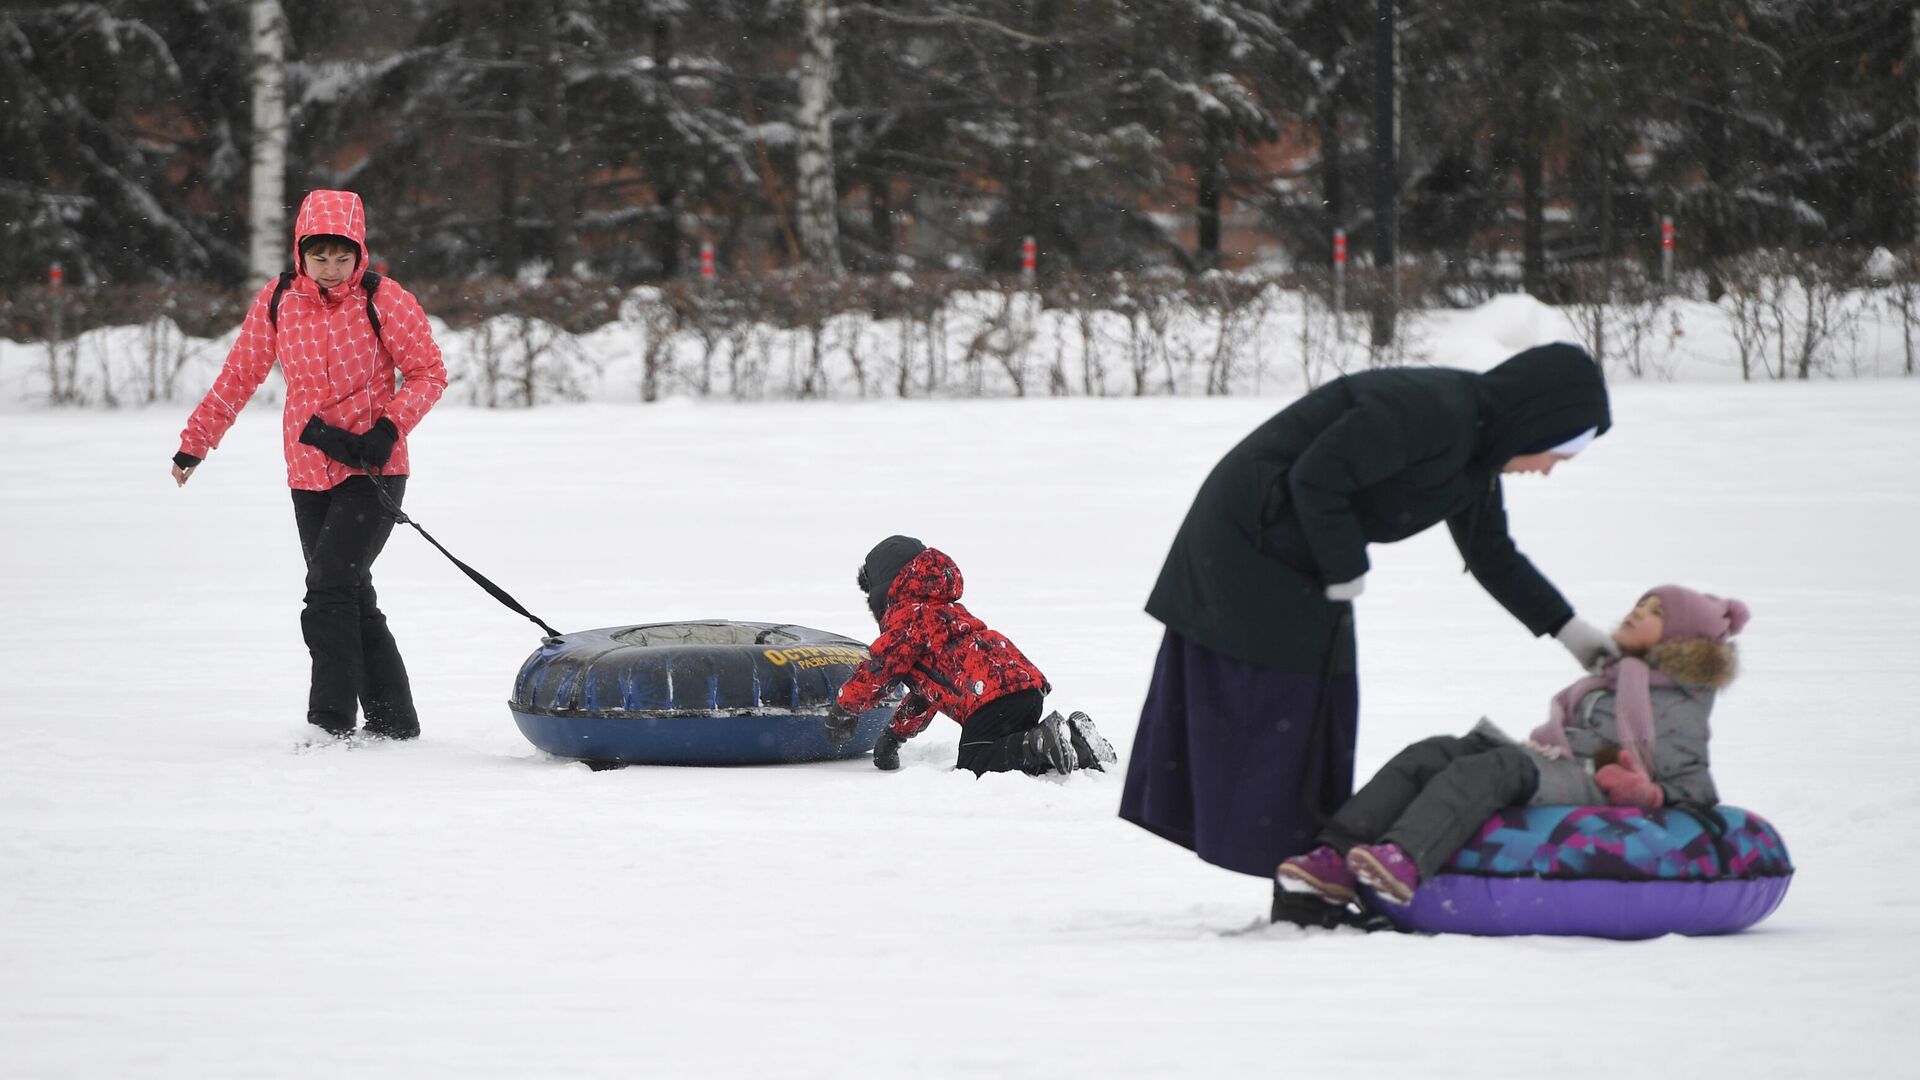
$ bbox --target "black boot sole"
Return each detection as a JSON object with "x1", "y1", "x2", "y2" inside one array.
[{"x1": 1271, "y1": 890, "x2": 1355, "y2": 929}]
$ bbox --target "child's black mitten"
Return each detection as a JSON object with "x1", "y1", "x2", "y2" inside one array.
[{"x1": 823, "y1": 703, "x2": 859, "y2": 745}]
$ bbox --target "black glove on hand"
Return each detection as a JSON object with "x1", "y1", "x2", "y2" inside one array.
[
  {"x1": 824, "y1": 703, "x2": 860, "y2": 746},
  {"x1": 299, "y1": 415, "x2": 399, "y2": 470},
  {"x1": 298, "y1": 415, "x2": 361, "y2": 467},
  {"x1": 356, "y1": 418, "x2": 399, "y2": 469},
  {"x1": 872, "y1": 729, "x2": 904, "y2": 771}
]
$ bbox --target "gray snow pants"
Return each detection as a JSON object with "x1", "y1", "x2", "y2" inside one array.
[{"x1": 1315, "y1": 731, "x2": 1540, "y2": 880}]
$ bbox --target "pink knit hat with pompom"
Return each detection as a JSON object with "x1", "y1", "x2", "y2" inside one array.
[{"x1": 1645, "y1": 585, "x2": 1751, "y2": 644}]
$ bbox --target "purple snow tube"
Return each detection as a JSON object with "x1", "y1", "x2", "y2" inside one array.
[{"x1": 1363, "y1": 805, "x2": 1793, "y2": 940}]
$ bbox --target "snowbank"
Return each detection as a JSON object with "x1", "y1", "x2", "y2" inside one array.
[{"x1": 3, "y1": 286, "x2": 1913, "y2": 414}]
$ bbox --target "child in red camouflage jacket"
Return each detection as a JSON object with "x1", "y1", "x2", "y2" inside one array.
[{"x1": 826, "y1": 536, "x2": 1116, "y2": 776}]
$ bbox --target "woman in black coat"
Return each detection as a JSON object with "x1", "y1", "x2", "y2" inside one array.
[{"x1": 1118, "y1": 343, "x2": 1617, "y2": 915}]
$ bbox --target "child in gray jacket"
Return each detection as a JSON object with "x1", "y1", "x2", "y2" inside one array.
[{"x1": 1278, "y1": 584, "x2": 1750, "y2": 909}]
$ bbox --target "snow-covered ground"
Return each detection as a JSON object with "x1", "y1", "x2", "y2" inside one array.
[{"x1": 4, "y1": 335, "x2": 1918, "y2": 1075}]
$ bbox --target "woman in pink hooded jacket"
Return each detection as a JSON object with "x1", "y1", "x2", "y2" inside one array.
[{"x1": 171, "y1": 190, "x2": 448, "y2": 740}]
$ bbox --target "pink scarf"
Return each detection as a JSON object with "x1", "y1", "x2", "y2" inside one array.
[{"x1": 1529, "y1": 656, "x2": 1673, "y2": 774}]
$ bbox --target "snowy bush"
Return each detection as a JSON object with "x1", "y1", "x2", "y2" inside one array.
[
  {"x1": 1716, "y1": 251, "x2": 1870, "y2": 381},
  {"x1": 7, "y1": 266, "x2": 1920, "y2": 411},
  {"x1": 1563, "y1": 262, "x2": 1679, "y2": 381}
]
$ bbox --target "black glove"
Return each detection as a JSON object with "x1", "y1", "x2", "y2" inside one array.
[
  {"x1": 357, "y1": 417, "x2": 399, "y2": 468},
  {"x1": 299, "y1": 415, "x2": 399, "y2": 470},
  {"x1": 299, "y1": 415, "x2": 361, "y2": 467},
  {"x1": 872, "y1": 729, "x2": 904, "y2": 771},
  {"x1": 824, "y1": 703, "x2": 860, "y2": 746}
]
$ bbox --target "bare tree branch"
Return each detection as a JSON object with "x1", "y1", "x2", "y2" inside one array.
[{"x1": 841, "y1": 4, "x2": 1057, "y2": 47}]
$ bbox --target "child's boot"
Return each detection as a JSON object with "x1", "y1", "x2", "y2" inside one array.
[
  {"x1": 1347, "y1": 843, "x2": 1420, "y2": 906},
  {"x1": 1276, "y1": 845, "x2": 1357, "y2": 904},
  {"x1": 1022, "y1": 712, "x2": 1079, "y2": 774},
  {"x1": 1064, "y1": 711, "x2": 1117, "y2": 771}
]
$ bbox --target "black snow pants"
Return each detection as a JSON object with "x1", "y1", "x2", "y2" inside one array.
[
  {"x1": 1314, "y1": 731, "x2": 1541, "y2": 880},
  {"x1": 291, "y1": 476, "x2": 415, "y2": 735},
  {"x1": 955, "y1": 689, "x2": 1046, "y2": 776}
]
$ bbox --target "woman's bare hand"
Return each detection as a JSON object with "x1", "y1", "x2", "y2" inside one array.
[{"x1": 172, "y1": 462, "x2": 195, "y2": 487}]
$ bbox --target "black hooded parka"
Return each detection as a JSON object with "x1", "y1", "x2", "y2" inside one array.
[{"x1": 1144, "y1": 342, "x2": 1612, "y2": 671}]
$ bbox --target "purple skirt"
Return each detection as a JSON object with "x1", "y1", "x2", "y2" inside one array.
[{"x1": 1119, "y1": 629, "x2": 1358, "y2": 877}]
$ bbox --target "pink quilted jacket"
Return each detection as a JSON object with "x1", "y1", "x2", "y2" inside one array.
[{"x1": 179, "y1": 189, "x2": 447, "y2": 490}]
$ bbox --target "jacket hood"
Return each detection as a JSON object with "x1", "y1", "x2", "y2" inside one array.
[
  {"x1": 1473, "y1": 343, "x2": 1612, "y2": 465},
  {"x1": 293, "y1": 189, "x2": 370, "y2": 290},
  {"x1": 1645, "y1": 638, "x2": 1738, "y2": 690},
  {"x1": 888, "y1": 548, "x2": 964, "y2": 607}
]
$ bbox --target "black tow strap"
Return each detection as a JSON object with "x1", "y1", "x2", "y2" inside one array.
[{"x1": 362, "y1": 466, "x2": 562, "y2": 640}]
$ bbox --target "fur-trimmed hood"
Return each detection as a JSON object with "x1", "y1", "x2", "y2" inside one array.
[{"x1": 1645, "y1": 638, "x2": 1738, "y2": 690}]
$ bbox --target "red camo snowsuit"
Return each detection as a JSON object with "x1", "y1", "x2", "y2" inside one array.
[
  {"x1": 179, "y1": 189, "x2": 447, "y2": 490},
  {"x1": 835, "y1": 548, "x2": 1048, "y2": 739}
]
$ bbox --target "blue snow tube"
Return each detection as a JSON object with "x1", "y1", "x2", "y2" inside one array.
[
  {"x1": 509, "y1": 621, "x2": 893, "y2": 765},
  {"x1": 1361, "y1": 805, "x2": 1794, "y2": 939}
]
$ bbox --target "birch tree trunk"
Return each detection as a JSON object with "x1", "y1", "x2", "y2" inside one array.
[
  {"x1": 795, "y1": 0, "x2": 841, "y2": 271},
  {"x1": 247, "y1": 0, "x2": 288, "y2": 281}
]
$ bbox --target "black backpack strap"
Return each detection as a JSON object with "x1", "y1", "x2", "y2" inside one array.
[
  {"x1": 267, "y1": 271, "x2": 295, "y2": 330},
  {"x1": 269, "y1": 270, "x2": 384, "y2": 348},
  {"x1": 360, "y1": 270, "x2": 384, "y2": 342}
]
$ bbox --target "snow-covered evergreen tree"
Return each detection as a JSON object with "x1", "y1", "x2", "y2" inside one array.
[
  {"x1": 1, "y1": 2, "x2": 250, "y2": 286},
  {"x1": 1127, "y1": 1, "x2": 1283, "y2": 270},
  {"x1": 5, "y1": 0, "x2": 1918, "y2": 288},
  {"x1": 1247, "y1": 0, "x2": 1373, "y2": 265},
  {"x1": 845, "y1": 0, "x2": 1218, "y2": 272}
]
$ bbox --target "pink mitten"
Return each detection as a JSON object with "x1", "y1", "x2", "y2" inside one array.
[{"x1": 1595, "y1": 749, "x2": 1664, "y2": 809}]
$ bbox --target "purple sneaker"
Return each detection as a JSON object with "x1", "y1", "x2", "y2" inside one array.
[
  {"x1": 1276, "y1": 845, "x2": 1356, "y2": 904},
  {"x1": 1347, "y1": 843, "x2": 1420, "y2": 906}
]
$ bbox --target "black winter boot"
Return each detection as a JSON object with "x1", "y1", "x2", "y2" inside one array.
[
  {"x1": 1270, "y1": 882, "x2": 1401, "y2": 932},
  {"x1": 361, "y1": 704, "x2": 419, "y2": 740},
  {"x1": 1064, "y1": 711, "x2": 1117, "y2": 771},
  {"x1": 358, "y1": 606, "x2": 416, "y2": 739},
  {"x1": 1021, "y1": 712, "x2": 1079, "y2": 774},
  {"x1": 307, "y1": 710, "x2": 356, "y2": 738},
  {"x1": 1271, "y1": 884, "x2": 1354, "y2": 929}
]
